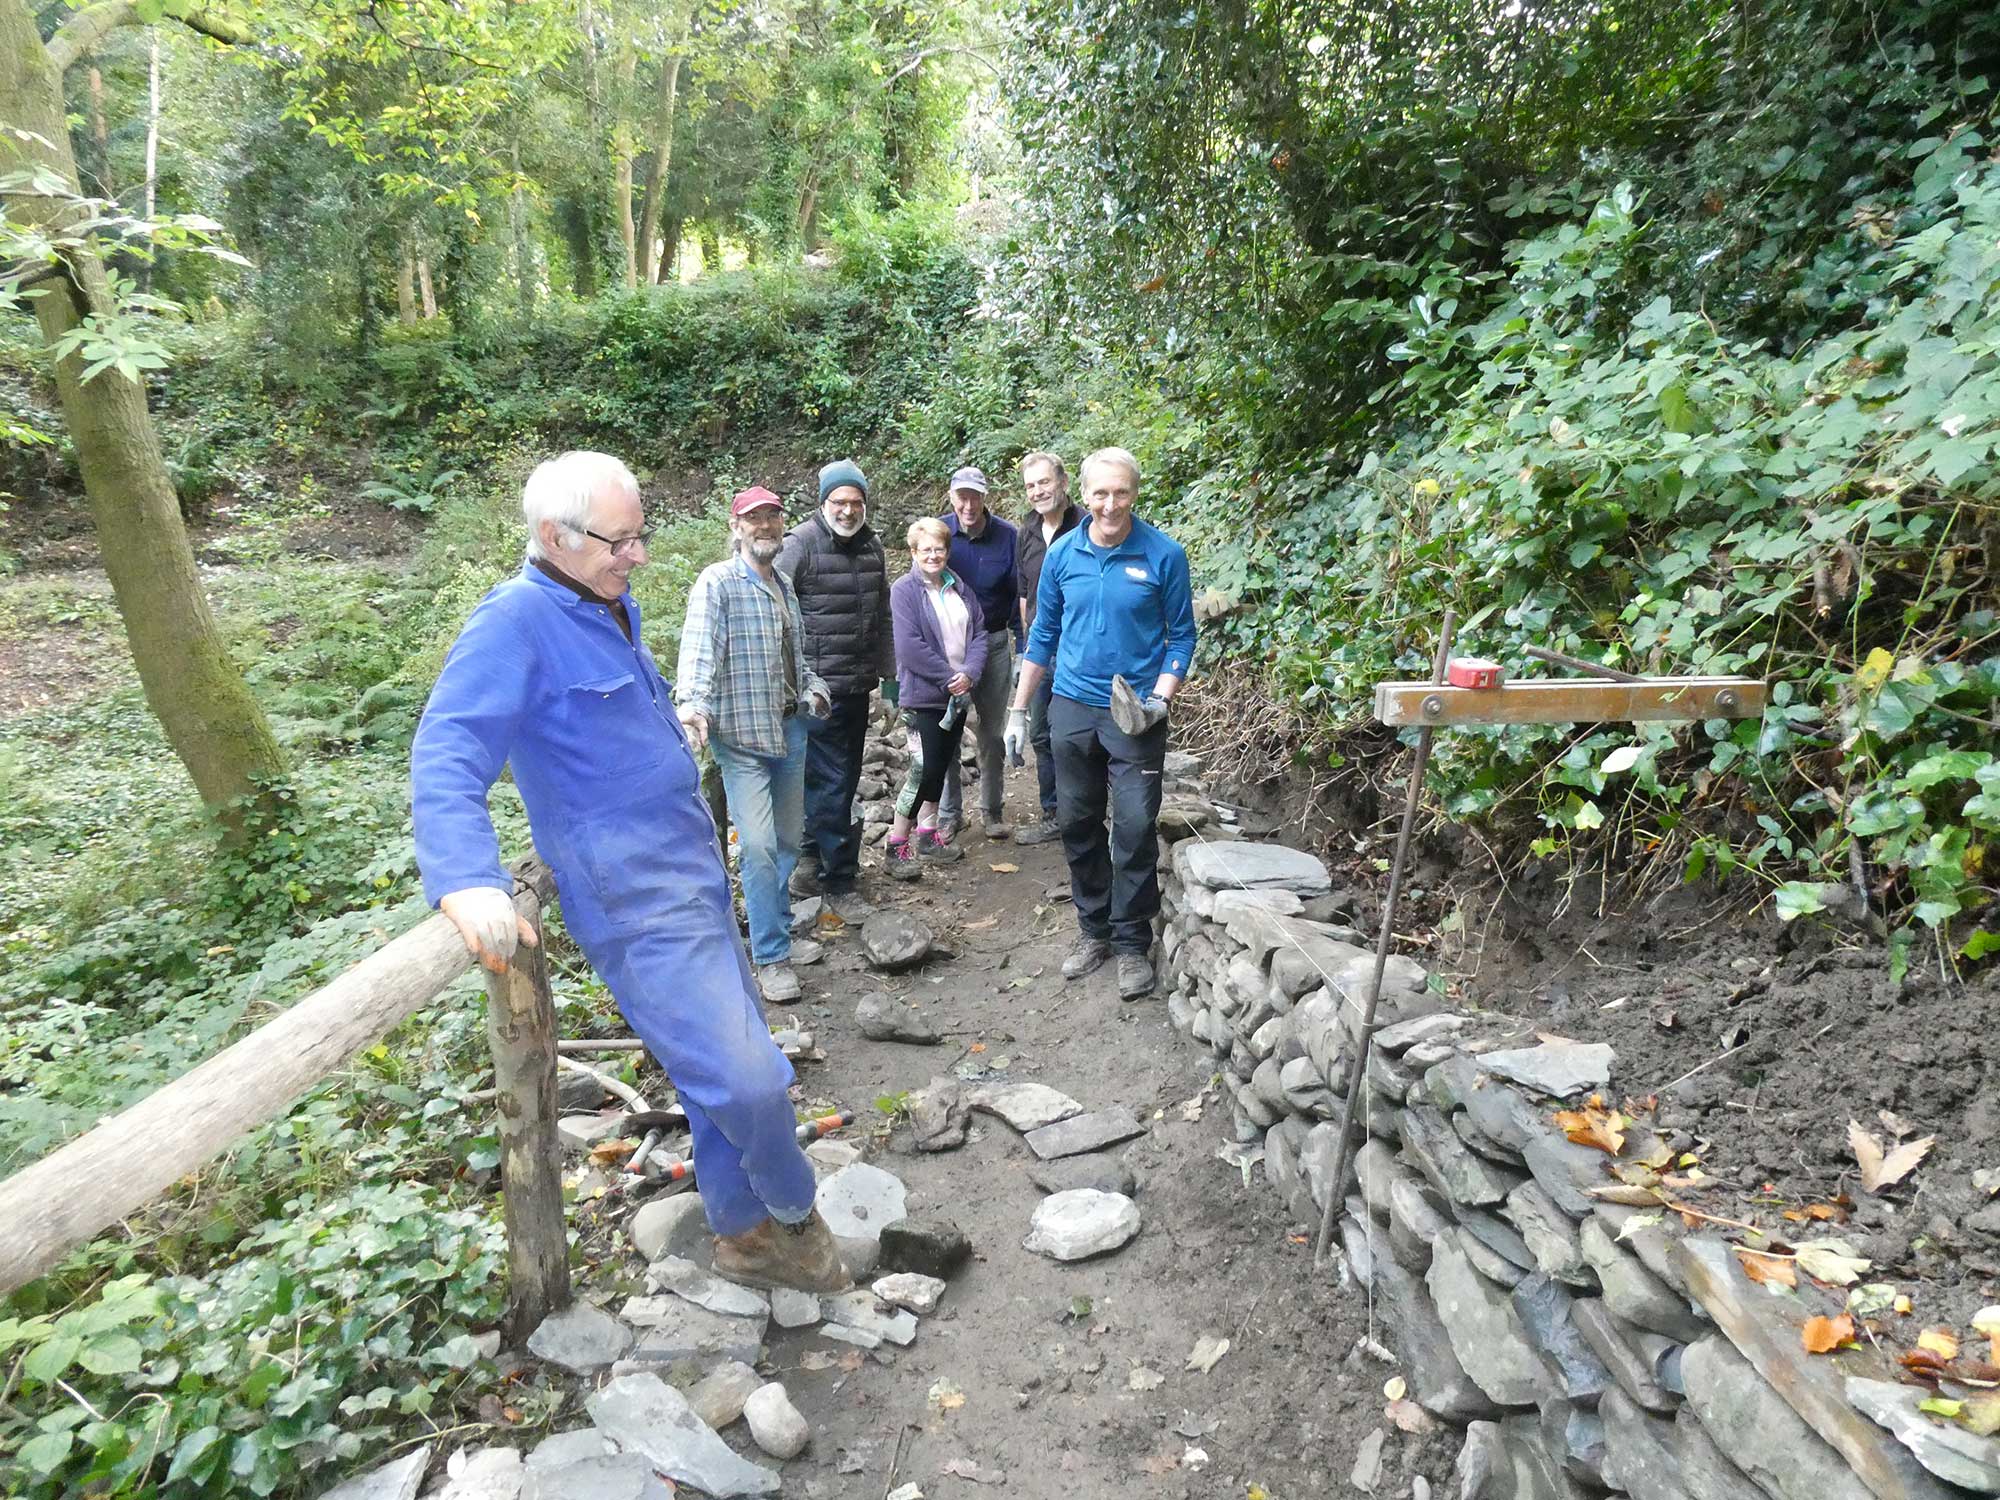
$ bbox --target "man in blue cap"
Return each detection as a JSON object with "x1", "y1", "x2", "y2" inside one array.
[
  {"x1": 412, "y1": 451, "x2": 848, "y2": 1293},
  {"x1": 936, "y1": 465, "x2": 1020, "y2": 842},
  {"x1": 777, "y1": 460, "x2": 893, "y2": 918}
]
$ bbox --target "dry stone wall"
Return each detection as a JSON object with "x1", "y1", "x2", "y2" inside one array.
[{"x1": 1152, "y1": 763, "x2": 1997, "y2": 1500}]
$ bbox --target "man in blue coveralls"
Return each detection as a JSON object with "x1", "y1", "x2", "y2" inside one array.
[
  {"x1": 1004, "y1": 446, "x2": 1196, "y2": 1002},
  {"x1": 411, "y1": 451, "x2": 848, "y2": 1294}
]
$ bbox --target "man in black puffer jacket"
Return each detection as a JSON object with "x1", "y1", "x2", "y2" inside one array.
[{"x1": 776, "y1": 459, "x2": 893, "y2": 921}]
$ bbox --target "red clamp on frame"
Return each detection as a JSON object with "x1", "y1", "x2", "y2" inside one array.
[{"x1": 1446, "y1": 657, "x2": 1505, "y2": 689}]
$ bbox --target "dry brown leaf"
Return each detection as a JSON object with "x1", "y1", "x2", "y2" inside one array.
[
  {"x1": 1555, "y1": 1105, "x2": 1627, "y2": 1155},
  {"x1": 1138, "y1": 1450, "x2": 1180, "y2": 1476},
  {"x1": 839, "y1": 1349, "x2": 865, "y2": 1373},
  {"x1": 1385, "y1": 1397, "x2": 1434, "y2": 1433},
  {"x1": 1735, "y1": 1247, "x2": 1798, "y2": 1288},
  {"x1": 1849, "y1": 1120, "x2": 1935, "y2": 1193},
  {"x1": 1964, "y1": 1392, "x2": 2000, "y2": 1438},
  {"x1": 1918, "y1": 1329, "x2": 1961, "y2": 1360},
  {"x1": 589, "y1": 1139, "x2": 635, "y2": 1164},
  {"x1": 1587, "y1": 1183, "x2": 1665, "y2": 1207},
  {"x1": 1803, "y1": 1313, "x2": 1856, "y2": 1354},
  {"x1": 1877, "y1": 1108, "x2": 1918, "y2": 1138},
  {"x1": 1901, "y1": 1347, "x2": 1952, "y2": 1377},
  {"x1": 988, "y1": 862, "x2": 1020, "y2": 874}
]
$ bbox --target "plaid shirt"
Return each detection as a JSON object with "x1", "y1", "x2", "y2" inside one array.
[{"x1": 676, "y1": 553, "x2": 828, "y2": 757}]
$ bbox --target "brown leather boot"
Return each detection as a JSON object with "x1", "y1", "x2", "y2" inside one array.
[{"x1": 712, "y1": 1208, "x2": 851, "y2": 1293}]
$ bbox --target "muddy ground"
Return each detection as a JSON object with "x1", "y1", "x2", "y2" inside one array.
[{"x1": 578, "y1": 761, "x2": 1455, "y2": 1498}]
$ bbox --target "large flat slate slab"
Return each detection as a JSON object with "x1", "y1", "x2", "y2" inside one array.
[
  {"x1": 585, "y1": 1373, "x2": 778, "y2": 1497},
  {"x1": 967, "y1": 1081, "x2": 1084, "y2": 1132},
  {"x1": 1022, "y1": 1106, "x2": 1146, "y2": 1160},
  {"x1": 1177, "y1": 840, "x2": 1332, "y2": 897}
]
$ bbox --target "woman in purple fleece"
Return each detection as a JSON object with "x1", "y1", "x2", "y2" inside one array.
[{"x1": 885, "y1": 518, "x2": 989, "y2": 879}]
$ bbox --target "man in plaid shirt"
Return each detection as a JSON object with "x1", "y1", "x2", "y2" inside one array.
[{"x1": 677, "y1": 487, "x2": 832, "y2": 1004}]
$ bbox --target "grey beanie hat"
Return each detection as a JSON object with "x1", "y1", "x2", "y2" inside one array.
[{"x1": 817, "y1": 459, "x2": 869, "y2": 503}]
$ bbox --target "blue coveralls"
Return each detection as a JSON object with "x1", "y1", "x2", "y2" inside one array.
[{"x1": 410, "y1": 563, "x2": 817, "y2": 1237}]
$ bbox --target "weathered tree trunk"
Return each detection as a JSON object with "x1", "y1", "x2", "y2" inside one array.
[
  {"x1": 0, "y1": 0, "x2": 285, "y2": 819},
  {"x1": 634, "y1": 50, "x2": 682, "y2": 285},
  {"x1": 558, "y1": 195, "x2": 599, "y2": 299},
  {"x1": 396, "y1": 236, "x2": 419, "y2": 324},
  {"x1": 612, "y1": 48, "x2": 637, "y2": 290},
  {"x1": 85, "y1": 64, "x2": 110, "y2": 193},
  {"x1": 658, "y1": 211, "x2": 683, "y2": 282},
  {"x1": 417, "y1": 254, "x2": 438, "y2": 318},
  {"x1": 509, "y1": 136, "x2": 534, "y2": 322},
  {"x1": 698, "y1": 222, "x2": 720, "y2": 275},
  {"x1": 481, "y1": 888, "x2": 571, "y2": 1341}
]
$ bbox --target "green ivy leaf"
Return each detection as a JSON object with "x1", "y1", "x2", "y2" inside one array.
[
  {"x1": 166, "y1": 1425, "x2": 224, "y2": 1484},
  {"x1": 18, "y1": 1429, "x2": 74, "y2": 1475},
  {"x1": 1960, "y1": 929, "x2": 2000, "y2": 961},
  {"x1": 78, "y1": 1333, "x2": 144, "y2": 1375},
  {"x1": 1773, "y1": 882, "x2": 1828, "y2": 921},
  {"x1": 22, "y1": 1334, "x2": 81, "y2": 1384}
]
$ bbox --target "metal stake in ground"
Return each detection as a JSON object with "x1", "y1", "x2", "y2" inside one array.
[{"x1": 1312, "y1": 609, "x2": 1455, "y2": 1271}]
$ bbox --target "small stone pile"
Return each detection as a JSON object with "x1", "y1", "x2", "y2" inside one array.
[
  {"x1": 1153, "y1": 757, "x2": 1996, "y2": 1500},
  {"x1": 321, "y1": 1152, "x2": 965, "y2": 1500}
]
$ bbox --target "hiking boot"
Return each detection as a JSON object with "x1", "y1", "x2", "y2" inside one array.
[
  {"x1": 755, "y1": 962, "x2": 802, "y2": 1004},
  {"x1": 915, "y1": 826, "x2": 962, "y2": 863},
  {"x1": 884, "y1": 836, "x2": 923, "y2": 881},
  {"x1": 982, "y1": 812, "x2": 1011, "y2": 841},
  {"x1": 825, "y1": 888, "x2": 876, "y2": 922},
  {"x1": 1014, "y1": 815, "x2": 1060, "y2": 845},
  {"x1": 934, "y1": 811, "x2": 965, "y2": 843},
  {"x1": 1061, "y1": 936, "x2": 1111, "y2": 980},
  {"x1": 1117, "y1": 952, "x2": 1156, "y2": 1000},
  {"x1": 789, "y1": 863, "x2": 822, "y2": 898},
  {"x1": 790, "y1": 937, "x2": 825, "y2": 968},
  {"x1": 712, "y1": 1208, "x2": 851, "y2": 1293}
]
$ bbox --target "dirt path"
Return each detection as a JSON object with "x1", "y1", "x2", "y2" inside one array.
[{"x1": 668, "y1": 758, "x2": 1443, "y2": 1499}]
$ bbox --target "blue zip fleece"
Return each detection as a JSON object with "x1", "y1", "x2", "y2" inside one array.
[
  {"x1": 410, "y1": 563, "x2": 815, "y2": 1237},
  {"x1": 1024, "y1": 516, "x2": 1197, "y2": 708}
]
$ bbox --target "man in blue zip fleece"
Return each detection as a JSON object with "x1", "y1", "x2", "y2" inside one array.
[
  {"x1": 411, "y1": 451, "x2": 847, "y2": 1294},
  {"x1": 1004, "y1": 446, "x2": 1196, "y2": 1001}
]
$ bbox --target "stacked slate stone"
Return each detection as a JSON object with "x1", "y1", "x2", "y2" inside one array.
[
  {"x1": 1153, "y1": 770, "x2": 1995, "y2": 1500},
  {"x1": 855, "y1": 711, "x2": 912, "y2": 842}
]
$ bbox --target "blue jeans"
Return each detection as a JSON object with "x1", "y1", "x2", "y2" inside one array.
[
  {"x1": 803, "y1": 690, "x2": 871, "y2": 892},
  {"x1": 1028, "y1": 670, "x2": 1057, "y2": 818},
  {"x1": 711, "y1": 714, "x2": 808, "y2": 966}
]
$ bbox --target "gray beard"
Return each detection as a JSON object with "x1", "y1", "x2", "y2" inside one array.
[{"x1": 746, "y1": 538, "x2": 782, "y2": 562}]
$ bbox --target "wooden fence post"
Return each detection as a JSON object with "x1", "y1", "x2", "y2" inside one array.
[{"x1": 481, "y1": 886, "x2": 571, "y2": 1342}]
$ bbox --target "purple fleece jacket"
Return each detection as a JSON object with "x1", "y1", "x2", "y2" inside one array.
[{"x1": 891, "y1": 570, "x2": 989, "y2": 710}]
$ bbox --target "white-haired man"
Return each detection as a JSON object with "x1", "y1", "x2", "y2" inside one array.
[
  {"x1": 411, "y1": 451, "x2": 847, "y2": 1294},
  {"x1": 1004, "y1": 447, "x2": 1196, "y2": 1000}
]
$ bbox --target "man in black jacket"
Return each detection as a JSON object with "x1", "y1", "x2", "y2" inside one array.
[
  {"x1": 777, "y1": 459, "x2": 893, "y2": 922},
  {"x1": 1013, "y1": 450, "x2": 1082, "y2": 845}
]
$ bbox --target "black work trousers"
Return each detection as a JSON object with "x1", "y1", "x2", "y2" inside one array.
[{"x1": 1049, "y1": 693, "x2": 1167, "y2": 954}]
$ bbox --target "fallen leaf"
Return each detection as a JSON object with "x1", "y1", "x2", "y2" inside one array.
[
  {"x1": 969, "y1": 1042, "x2": 986, "y2": 1053},
  {"x1": 1895, "y1": 1295, "x2": 1914, "y2": 1316},
  {"x1": 1849, "y1": 1284, "x2": 1899, "y2": 1317},
  {"x1": 941, "y1": 1458, "x2": 1006, "y2": 1484},
  {"x1": 1735, "y1": 1247, "x2": 1798, "y2": 1288},
  {"x1": 1807, "y1": 1201, "x2": 1849, "y2": 1221},
  {"x1": 927, "y1": 1377, "x2": 965, "y2": 1411},
  {"x1": 1128, "y1": 1366, "x2": 1165, "y2": 1391},
  {"x1": 1383, "y1": 1375, "x2": 1407, "y2": 1401},
  {"x1": 988, "y1": 862, "x2": 1020, "y2": 873},
  {"x1": 1973, "y1": 1306, "x2": 2000, "y2": 1363},
  {"x1": 1919, "y1": 1329, "x2": 1961, "y2": 1360},
  {"x1": 1180, "y1": 1095, "x2": 1205, "y2": 1123},
  {"x1": 1796, "y1": 1238, "x2": 1872, "y2": 1286},
  {"x1": 1617, "y1": 1211, "x2": 1666, "y2": 1245},
  {"x1": 1184, "y1": 1335, "x2": 1230, "y2": 1373},
  {"x1": 1586, "y1": 1184, "x2": 1664, "y2": 1207},
  {"x1": 1138, "y1": 1450, "x2": 1179, "y2": 1476},
  {"x1": 799, "y1": 1350, "x2": 838, "y2": 1371},
  {"x1": 1902, "y1": 1347, "x2": 1953, "y2": 1377},
  {"x1": 1918, "y1": 1396, "x2": 1965, "y2": 1419},
  {"x1": 589, "y1": 1139, "x2": 635, "y2": 1164},
  {"x1": 838, "y1": 1349, "x2": 864, "y2": 1373},
  {"x1": 1173, "y1": 1412, "x2": 1218, "y2": 1439},
  {"x1": 1802, "y1": 1313, "x2": 1855, "y2": 1354},
  {"x1": 1849, "y1": 1120, "x2": 1935, "y2": 1193},
  {"x1": 1554, "y1": 1105, "x2": 1627, "y2": 1155},
  {"x1": 1878, "y1": 1108, "x2": 1918, "y2": 1138},
  {"x1": 1964, "y1": 1392, "x2": 2000, "y2": 1437},
  {"x1": 1182, "y1": 1446, "x2": 1210, "y2": 1471}
]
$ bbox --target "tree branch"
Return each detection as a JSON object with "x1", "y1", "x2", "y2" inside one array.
[{"x1": 46, "y1": 1, "x2": 248, "y2": 75}]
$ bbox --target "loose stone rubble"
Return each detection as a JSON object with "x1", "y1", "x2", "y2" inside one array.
[{"x1": 1150, "y1": 796, "x2": 1994, "y2": 1500}]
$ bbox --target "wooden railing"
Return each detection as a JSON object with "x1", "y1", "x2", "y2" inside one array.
[{"x1": 0, "y1": 861, "x2": 571, "y2": 1340}]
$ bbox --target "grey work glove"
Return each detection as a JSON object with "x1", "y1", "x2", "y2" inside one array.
[{"x1": 1109, "y1": 674, "x2": 1169, "y2": 735}]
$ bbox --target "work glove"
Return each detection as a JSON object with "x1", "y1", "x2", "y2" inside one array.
[
  {"x1": 1109, "y1": 674, "x2": 1169, "y2": 736},
  {"x1": 440, "y1": 885, "x2": 539, "y2": 974},
  {"x1": 880, "y1": 676, "x2": 900, "y2": 707},
  {"x1": 677, "y1": 706, "x2": 710, "y2": 750},
  {"x1": 1003, "y1": 706, "x2": 1029, "y2": 765}
]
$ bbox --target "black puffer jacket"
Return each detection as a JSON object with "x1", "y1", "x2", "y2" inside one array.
[{"x1": 775, "y1": 511, "x2": 894, "y2": 697}]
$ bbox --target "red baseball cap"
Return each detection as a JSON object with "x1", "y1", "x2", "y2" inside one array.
[{"x1": 731, "y1": 486, "x2": 783, "y2": 516}]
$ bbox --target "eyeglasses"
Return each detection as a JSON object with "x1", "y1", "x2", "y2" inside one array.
[{"x1": 584, "y1": 526, "x2": 656, "y2": 557}]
